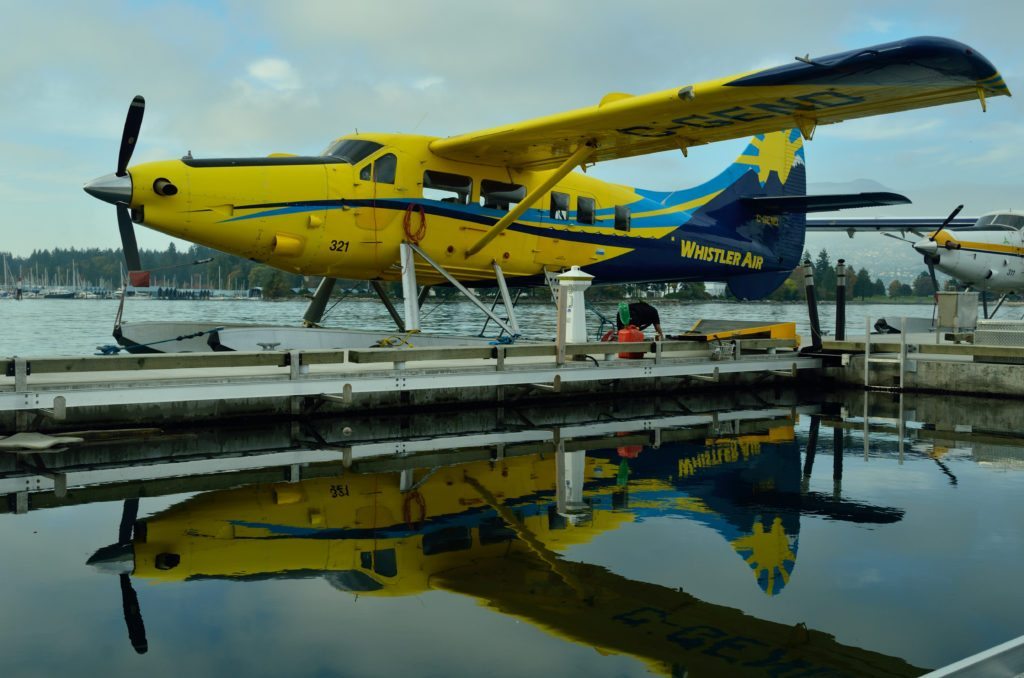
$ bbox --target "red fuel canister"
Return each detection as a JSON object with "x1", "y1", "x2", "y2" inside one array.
[{"x1": 618, "y1": 325, "x2": 645, "y2": 359}]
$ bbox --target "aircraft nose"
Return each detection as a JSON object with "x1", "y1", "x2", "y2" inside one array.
[
  {"x1": 86, "y1": 542, "x2": 135, "y2": 574},
  {"x1": 84, "y1": 172, "x2": 132, "y2": 205},
  {"x1": 913, "y1": 238, "x2": 938, "y2": 255}
]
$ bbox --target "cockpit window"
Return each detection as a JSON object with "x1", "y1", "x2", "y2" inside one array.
[
  {"x1": 324, "y1": 570, "x2": 384, "y2": 592},
  {"x1": 323, "y1": 139, "x2": 384, "y2": 164},
  {"x1": 374, "y1": 153, "x2": 397, "y2": 184},
  {"x1": 975, "y1": 213, "x2": 1024, "y2": 230}
]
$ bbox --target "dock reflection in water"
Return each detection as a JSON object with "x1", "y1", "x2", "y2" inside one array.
[{"x1": 3, "y1": 392, "x2": 1024, "y2": 676}]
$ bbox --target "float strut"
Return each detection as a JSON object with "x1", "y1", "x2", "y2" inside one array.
[
  {"x1": 371, "y1": 280, "x2": 406, "y2": 332},
  {"x1": 302, "y1": 277, "x2": 338, "y2": 327}
]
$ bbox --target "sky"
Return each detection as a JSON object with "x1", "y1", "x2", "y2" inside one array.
[{"x1": 1, "y1": 0, "x2": 1022, "y2": 258}]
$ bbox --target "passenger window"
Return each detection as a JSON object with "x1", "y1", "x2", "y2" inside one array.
[
  {"x1": 550, "y1": 192, "x2": 570, "y2": 220},
  {"x1": 614, "y1": 205, "x2": 631, "y2": 232},
  {"x1": 577, "y1": 196, "x2": 596, "y2": 225},
  {"x1": 358, "y1": 549, "x2": 397, "y2": 577},
  {"x1": 479, "y1": 516, "x2": 517, "y2": 545},
  {"x1": 373, "y1": 153, "x2": 397, "y2": 184},
  {"x1": 480, "y1": 179, "x2": 526, "y2": 211},
  {"x1": 423, "y1": 170, "x2": 472, "y2": 205},
  {"x1": 371, "y1": 548, "x2": 397, "y2": 577},
  {"x1": 422, "y1": 526, "x2": 473, "y2": 555},
  {"x1": 359, "y1": 164, "x2": 371, "y2": 181}
]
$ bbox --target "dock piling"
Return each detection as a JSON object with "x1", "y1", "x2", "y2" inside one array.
[
  {"x1": 835, "y1": 259, "x2": 846, "y2": 341},
  {"x1": 802, "y1": 260, "x2": 822, "y2": 350}
]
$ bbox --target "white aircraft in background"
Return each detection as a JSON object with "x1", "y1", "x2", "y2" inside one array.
[{"x1": 810, "y1": 206, "x2": 1024, "y2": 317}]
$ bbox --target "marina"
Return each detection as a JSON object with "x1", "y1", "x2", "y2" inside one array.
[{"x1": 5, "y1": 4, "x2": 1024, "y2": 674}]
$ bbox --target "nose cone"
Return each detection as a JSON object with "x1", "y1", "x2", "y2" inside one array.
[
  {"x1": 87, "y1": 542, "x2": 135, "y2": 574},
  {"x1": 913, "y1": 238, "x2": 938, "y2": 256},
  {"x1": 84, "y1": 172, "x2": 132, "y2": 205}
]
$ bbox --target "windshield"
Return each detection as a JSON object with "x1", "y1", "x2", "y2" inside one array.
[
  {"x1": 974, "y1": 213, "x2": 1024, "y2": 230},
  {"x1": 322, "y1": 139, "x2": 383, "y2": 164}
]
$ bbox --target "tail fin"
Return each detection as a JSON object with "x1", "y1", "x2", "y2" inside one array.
[
  {"x1": 713, "y1": 130, "x2": 808, "y2": 299},
  {"x1": 734, "y1": 128, "x2": 808, "y2": 270},
  {"x1": 723, "y1": 131, "x2": 910, "y2": 298}
]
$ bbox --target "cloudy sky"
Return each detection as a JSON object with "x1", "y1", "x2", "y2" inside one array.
[{"x1": 1, "y1": 0, "x2": 1022, "y2": 256}]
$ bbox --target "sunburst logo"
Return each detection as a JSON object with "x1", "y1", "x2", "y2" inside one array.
[
  {"x1": 732, "y1": 516, "x2": 797, "y2": 596},
  {"x1": 746, "y1": 131, "x2": 805, "y2": 185}
]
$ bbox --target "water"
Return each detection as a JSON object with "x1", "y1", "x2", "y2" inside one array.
[
  {"x1": 0, "y1": 296, "x2": 935, "y2": 356},
  {"x1": 2, "y1": 299, "x2": 1023, "y2": 675},
  {"x1": 0, "y1": 391, "x2": 1022, "y2": 676}
]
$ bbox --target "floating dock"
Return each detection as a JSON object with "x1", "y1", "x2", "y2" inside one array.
[
  {"x1": 1, "y1": 393, "x2": 812, "y2": 513},
  {"x1": 1, "y1": 336, "x2": 808, "y2": 433},
  {"x1": 815, "y1": 317, "x2": 1024, "y2": 397}
]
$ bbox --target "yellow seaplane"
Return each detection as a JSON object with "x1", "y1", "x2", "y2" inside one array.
[
  {"x1": 88, "y1": 426, "x2": 912, "y2": 673},
  {"x1": 83, "y1": 37, "x2": 1008, "y2": 344}
]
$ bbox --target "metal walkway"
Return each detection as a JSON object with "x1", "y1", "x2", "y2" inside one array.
[{"x1": 1, "y1": 338, "x2": 814, "y2": 431}]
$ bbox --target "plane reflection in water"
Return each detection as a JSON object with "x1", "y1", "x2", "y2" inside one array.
[{"x1": 89, "y1": 422, "x2": 916, "y2": 676}]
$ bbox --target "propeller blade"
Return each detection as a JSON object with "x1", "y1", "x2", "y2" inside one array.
[
  {"x1": 928, "y1": 261, "x2": 939, "y2": 295},
  {"x1": 883, "y1": 232, "x2": 914, "y2": 244},
  {"x1": 120, "y1": 573, "x2": 149, "y2": 654},
  {"x1": 116, "y1": 96, "x2": 145, "y2": 177},
  {"x1": 117, "y1": 206, "x2": 142, "y2": 271},
  {"x1": 931, "y1": 204, "x2": 964, "y2": 241},
  {"x1": 118, "y1": 497, "x2": 139, "y2": 545}
]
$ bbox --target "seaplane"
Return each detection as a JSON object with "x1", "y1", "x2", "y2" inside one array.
[
  {"x1": 82, "y1": 36, "x2": 1010, "y2": 352},
  {"x1": 86, "y1": 424, "x2": 915, "y2": 673},
  {"x1": 812, "y1": 206, "x2": 1024, "y2": 318}
]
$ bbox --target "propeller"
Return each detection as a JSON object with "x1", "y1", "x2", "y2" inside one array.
[
  {"x1": 924, "y1": 204, "x2": 967, "y2": 293},
  {"x1": 926, "y1": 256, "x2": 940, "y2": 296},
  {"x1": 86, "y1": 498, "x2": 148, "y2": 654},
  {"x1": 931, "y1": 203, "x2": 964, "y2": 241},
  {"x1": 882, "y1": 232, "x2": 914, "y2": 244},
  {"x1": 84, "y1": 96, "x2": 145, "y2": 273}
]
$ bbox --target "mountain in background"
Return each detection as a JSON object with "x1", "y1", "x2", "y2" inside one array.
[{"x1": 806, "y1": 179, "x2": 946, "y2": 284}]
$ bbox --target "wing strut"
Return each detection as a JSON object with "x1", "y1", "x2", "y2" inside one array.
[{"x1": 465, "y1": 142, "x2": 595, "y2": 258}]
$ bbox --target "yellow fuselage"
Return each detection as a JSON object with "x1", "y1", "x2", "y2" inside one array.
[{"x1": 127, "y1": 133, "x2": 666, "y2": 285}]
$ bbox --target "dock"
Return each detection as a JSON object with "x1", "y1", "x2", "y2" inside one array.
[
  {"x1": 814, "y1": 315, "x2": 1024, "y2": 397},
  {"x1": 1, "y1": 337, "x2": 809, "y2": 433},
  {"x1": 1, "y1": 393, "x2": 811, "y2": 514}
]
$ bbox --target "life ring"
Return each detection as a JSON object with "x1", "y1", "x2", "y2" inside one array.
[{"x1": 402, "y1": 490, "x2": 426, "y2": 530}]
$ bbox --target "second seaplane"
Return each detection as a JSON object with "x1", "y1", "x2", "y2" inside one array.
[{"x1": 83, "y1": 36, "x2": 1009, "y2": 352}]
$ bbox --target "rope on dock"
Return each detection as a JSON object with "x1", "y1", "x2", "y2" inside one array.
[{"x1": 95, "y1": 327, "x2": 226, "y2": 355}]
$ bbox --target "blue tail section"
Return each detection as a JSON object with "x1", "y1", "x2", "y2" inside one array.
[{"x1": 673, "y1": 129, "x2": 808, "y2": 299}]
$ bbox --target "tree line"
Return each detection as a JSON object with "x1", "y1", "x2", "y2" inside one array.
[
  {"x1": 764, "y1": 249, "x2": 937, "y2": 302},
  {"x1": 1, "y1": 244, "x2": 939, "y2": 301},
  {"x1": 0, "y1": 244, "x2": 305, "y2": 295}
]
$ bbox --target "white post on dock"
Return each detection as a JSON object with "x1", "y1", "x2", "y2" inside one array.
[
  {"x1": 556, "y1": 266, "x2": 594, "y2": 344},
  {"x1": 399, "y1": 243, "x2": 420, "y2": 332},
  {"x1": 556, "y1": 446, "x2": 590, "y2": 525}
]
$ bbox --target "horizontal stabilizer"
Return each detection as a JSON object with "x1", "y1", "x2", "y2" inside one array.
[
  {"x1": 742, "y1": 192, "x2": 910, "y2": 214},
  {"x1": 806, "y1": 216, "x2": 979, "y2": 232}
]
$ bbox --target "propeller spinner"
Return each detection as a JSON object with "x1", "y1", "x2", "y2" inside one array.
[
  {"x1": 83, "y1": 95, "x2": 145, "y2": 272},
  {"x1": 912, "y1": 204, "x2": 964, "y2": 294}
]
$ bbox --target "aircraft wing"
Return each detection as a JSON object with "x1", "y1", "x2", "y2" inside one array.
[
  {"x1": 429, "y1": 36, "x2": 1008, "y2": 170},
  {"x1": 807, "y1": 217, "x2": 978, "y2": 232}
]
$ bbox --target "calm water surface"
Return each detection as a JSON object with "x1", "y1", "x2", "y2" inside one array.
[
  {"x1": 1, "y1": 391, "x2": 1022, "y2": 676},
  {"x1": 0, "y1": 296, "x2": 952, "y2": 356}
]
